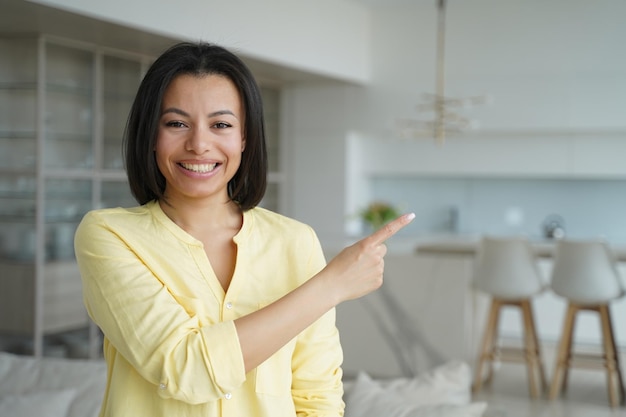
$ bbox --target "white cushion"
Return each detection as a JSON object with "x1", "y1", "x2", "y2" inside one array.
[
  {"x1": 344, "y1": 361, "x2": 487, "y2": 417},
  {"x1": 382, "y1": 360, "x2": 473, "y2": 405},
  {"x1": 0, "y1": 389, "x2": 76, "y2": 417}
]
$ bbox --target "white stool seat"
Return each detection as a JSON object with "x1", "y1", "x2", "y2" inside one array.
[
  {"x1": 473, "y1": 236, "x2": 546, "y2": 299},
  {"x1": 551, "y1": 239, "x2": 625, "y2": 304},
  {"x1": 549, "y1": 239, "x2": 625, "y2": 407},
  {"x1": 472, "y1": 236, "x2": 548, "y2": 398}
]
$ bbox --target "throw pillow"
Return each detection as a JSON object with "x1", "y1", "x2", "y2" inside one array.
[
  {"x1": 344, "y1": 369, "x2": 486, "y2": 417},
  {"x1": 385, "y1": 360, "x2": 472, "y2": 405}
]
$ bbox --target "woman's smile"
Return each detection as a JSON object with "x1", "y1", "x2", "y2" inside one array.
[{"x1": 178, "y1": 161, "x2": 219, "y2": 174}]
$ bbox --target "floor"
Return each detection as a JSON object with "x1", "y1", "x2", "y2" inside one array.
[{"x1": 472, "y1": 345, "x2": 626, "y2": 417}]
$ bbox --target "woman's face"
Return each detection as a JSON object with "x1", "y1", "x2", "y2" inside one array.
[{"x1": 155, "y1": 74, "x2": 245, "y2": 204}]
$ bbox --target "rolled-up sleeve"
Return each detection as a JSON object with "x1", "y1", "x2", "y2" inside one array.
[{"x1": 291, "y1": 309, "x2": 344, "y2": 416}]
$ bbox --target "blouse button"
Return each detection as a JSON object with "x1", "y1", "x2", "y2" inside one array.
[
  {"x1": 224, "y1": 392, "x2": 232, "y2": 400},
  {"x1": 159, "y1": 383, "x2": 167, "y2": 390},
  {"x1": 225, "y1": 302, "x2": 233, "y2": 309}
]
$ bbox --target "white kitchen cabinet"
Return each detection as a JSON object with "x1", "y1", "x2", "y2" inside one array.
[
  {"x1": 357, "y1": 133, "x2": 626, "y2": 180},
  {"x1": 0, "y1": 35, "x2": 150, "y2": 358}
]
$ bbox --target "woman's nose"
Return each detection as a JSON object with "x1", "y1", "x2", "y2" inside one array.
[{"x1": 185, "y1": 126, "x2": 211, "y2": 153}]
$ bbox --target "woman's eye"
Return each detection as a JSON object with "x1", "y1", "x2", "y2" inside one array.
[
  {"x1": 213, "y1": 122, "x2": 232, "y2": 129},
  {"x1": 165, "y1": 121, "x2": 186, "y2": 128}
]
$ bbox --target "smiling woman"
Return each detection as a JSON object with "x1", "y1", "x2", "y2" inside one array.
[{"x1": 73, "y1": 41, "x2": 414, "y2": 417}]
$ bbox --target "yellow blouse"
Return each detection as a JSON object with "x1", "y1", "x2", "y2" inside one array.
[{"x1": 74, "y1": 201, "x2": 344, "y2": 416}]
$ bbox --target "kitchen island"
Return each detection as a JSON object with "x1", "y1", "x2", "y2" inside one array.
[
  {"x1": 413, "y1": 236, "x2": 626, "y2": 365},
  {"x1": 333, "y1": 236, "x2": 626, "y2": 379}
]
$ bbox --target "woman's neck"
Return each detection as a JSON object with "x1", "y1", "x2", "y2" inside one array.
[{"x1": 158, "y1": 197, "x2": 243, "y2": 235}]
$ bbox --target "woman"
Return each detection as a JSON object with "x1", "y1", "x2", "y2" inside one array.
[{"x1": 74, "y1": 42, "x2": 413, "y2": 416}]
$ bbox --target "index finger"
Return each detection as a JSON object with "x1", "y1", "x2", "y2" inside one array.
[{"x1": 366, "y1": 212, "x2": 415, "y2": 245}]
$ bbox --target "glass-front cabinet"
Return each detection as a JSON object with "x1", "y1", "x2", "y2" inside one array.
[
  {"x1": 0, "y1": 34, "x2": 285, "y2": 359},
  {"x1": 0, "y1": 35, "x2": 147, "y2": 358}
]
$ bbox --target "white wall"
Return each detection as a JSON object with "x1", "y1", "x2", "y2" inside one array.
[{"x1": 282, "y1": 83, "x2": 363, "y2": 249}]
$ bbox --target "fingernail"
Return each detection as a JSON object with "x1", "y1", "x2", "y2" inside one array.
[{"x1": 406, "y1": 213, "x2": 416, "y2": 221}]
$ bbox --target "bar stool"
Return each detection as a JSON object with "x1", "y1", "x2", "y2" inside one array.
[
  {"x1": 549, "y1": 239, "x2": 625, "y2": 407},
  {"x1": 472, "y1": 236, "x2": 548, "y2": 398}
]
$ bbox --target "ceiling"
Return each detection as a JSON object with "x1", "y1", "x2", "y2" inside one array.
[
  {"x1": 0, "y1": 0, "x2": 176, "y2": 56},
  {"x1": 0, "y1": 0, "x2": 337, "y2": 85}
]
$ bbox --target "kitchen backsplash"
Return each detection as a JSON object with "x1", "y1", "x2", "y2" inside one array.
[{"x1": 371, "y1": 176, "x2": 626, "y2": 244}]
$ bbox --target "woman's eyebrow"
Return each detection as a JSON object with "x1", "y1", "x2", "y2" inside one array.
[
  {"x1": 161, "y1": 108, "x2": 235, "y2": 118},
  {"x1": 207, "y1": 110, "x2": 235, "y2": 117},
  {"x1": 161, "y1": 107, "x2": 189, "y2": 117}
]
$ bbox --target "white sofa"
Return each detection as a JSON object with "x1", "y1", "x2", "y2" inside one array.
[
  {"x1": 0, "y1": 352, "x2": 106, "y2": 417},
  {"x1": 0, "y1": 352, "x2": 486, "y2": 417}
]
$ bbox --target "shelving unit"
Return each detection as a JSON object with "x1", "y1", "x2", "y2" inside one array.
[{"x1": 0, "y1": 35, "x2": 150, "y2": 358}]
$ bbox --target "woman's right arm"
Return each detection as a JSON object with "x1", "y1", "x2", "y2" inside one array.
[{"x1": 234, "y1": 213, "x2": 415, "y2": 373}]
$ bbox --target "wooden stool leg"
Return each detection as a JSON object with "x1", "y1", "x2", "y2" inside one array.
[
  {"x1": 604, "y1": 306, "x2": 626, "y2": 406},
  {"x1": 521, "y1": 299, "x2": 546, "y2": 398},
  {"x1": 473, "y1": 299, "x2": 501, "y2": 392},
  {"x1": 599, "y1": 305, "x2": 625, "y2": 407},
  {"x1": 549, "y1": 304, "x2": 577, "y2": 400},
  {"x1": 527, "y1": 300, "x2": 548, "y2": 393},
  {"x1": 560, "y1": 305, "x2": 578, "y2": 395},
  {"x1": 521, "y1": 301, "x2": 538, "y2": 398}
]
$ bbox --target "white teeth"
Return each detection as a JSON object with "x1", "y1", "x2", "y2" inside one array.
[{"x1": 180, "y1": 162, "x2": 217, "y2": 173}]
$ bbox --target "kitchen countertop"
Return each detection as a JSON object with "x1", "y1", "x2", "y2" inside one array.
[
  {"x1": 414, "y1": 236, "x2": 626, "y2": 261},
  {"x1": 325, "y1": 234, "x2": 626, "y2": 260}
]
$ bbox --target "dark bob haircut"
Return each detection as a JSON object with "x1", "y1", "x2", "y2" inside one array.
[{"x1": 123, "y1": 42, "x2": 267, "y2": 210}]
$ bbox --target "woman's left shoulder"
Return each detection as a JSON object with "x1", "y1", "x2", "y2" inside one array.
[{"x1": 247, "y1": 207, "x2": 315, "y2": 235}]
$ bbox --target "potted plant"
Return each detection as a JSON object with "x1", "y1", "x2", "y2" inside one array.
[{"x1": 360, "y1": 201, "x2": 400, "y2": 231}]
